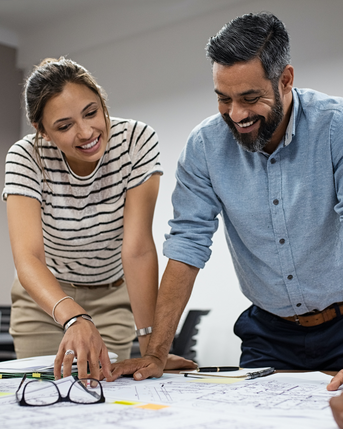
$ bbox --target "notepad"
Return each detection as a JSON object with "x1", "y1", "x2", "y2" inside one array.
[{"x1": 180, "y1": 367, "x2": 274, "y2": 379}]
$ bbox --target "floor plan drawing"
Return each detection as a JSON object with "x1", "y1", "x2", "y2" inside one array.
[{"x1": 0, "y1": 372, "x2": 340, "y2": 429}]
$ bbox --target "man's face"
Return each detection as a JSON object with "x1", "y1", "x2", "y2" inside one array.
[{"x1": 213, "y1": 59, "x2": 284, "y2": 153}]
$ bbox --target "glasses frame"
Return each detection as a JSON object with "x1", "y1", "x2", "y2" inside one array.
[{"x1": 16, "y1": 374, "x2": 105, "y2": 407}]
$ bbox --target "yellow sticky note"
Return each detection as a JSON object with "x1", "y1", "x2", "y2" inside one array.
[
  {"x1": 112, "y1": 400, "x2": 140, "y2": 406},
  {"x1": 187, "y1": 377, "x2": 243, "y2": 384},
  {"x1": 136, "y1": 403, "x2": 169, "y2": 410},
  {"x1": 32, "y1": 373, "x2": 41, "y2": 378}
]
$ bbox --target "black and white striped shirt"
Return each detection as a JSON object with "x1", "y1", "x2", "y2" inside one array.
[{"x1": 2, "y1": 117, "x2": 162, "y2": 285}]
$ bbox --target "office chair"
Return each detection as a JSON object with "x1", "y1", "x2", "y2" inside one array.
[
  {"x1": 0, "y1": 305, "x2": 16, "y2": 361},
  {"x1": 0, "y1": 306, "x2": 210, "y2": 363},
  {"x1": 130, "y1": 309, "x2": 210, "y2": 363}
]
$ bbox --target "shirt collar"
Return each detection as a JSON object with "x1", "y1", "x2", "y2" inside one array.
[
  {"x1": 260, "y1": 89, "x2": 298, "y2": 155},
  {"x1": 284, "y1": 88, "x2": 298, "y2": 147}
]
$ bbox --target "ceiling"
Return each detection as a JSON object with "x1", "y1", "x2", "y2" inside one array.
[
  {"x1": 0, "y1": 0, "x2": 122, "y2": 31},
  {"x1": 0, "y1": 0, "x2": 242, "y2": 37}
]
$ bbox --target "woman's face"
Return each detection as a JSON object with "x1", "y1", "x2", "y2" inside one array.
[{"x1": 39, "y1": 82, "x2": 109, "y2": 176}]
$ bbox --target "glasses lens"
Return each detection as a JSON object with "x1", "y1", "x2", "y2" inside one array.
[
  {"x1": 24, "y1": 381, "x2": 59, "y2": 406},
  {"x1": 70, "y1": 379, "x2": 102, "y2": 404}
]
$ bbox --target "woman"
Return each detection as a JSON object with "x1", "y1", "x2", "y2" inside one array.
[{"x1": 2, "y1": 57, "x2": 171, "y2": 380}]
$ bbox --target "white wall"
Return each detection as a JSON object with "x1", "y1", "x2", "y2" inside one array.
[{"x1": 2, "y1": 0, "x2": 343, "y2": 365}]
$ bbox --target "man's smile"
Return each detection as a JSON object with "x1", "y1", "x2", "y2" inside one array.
[{"x1": 233, "y1": 118, "x2": 260, "y2": 134}]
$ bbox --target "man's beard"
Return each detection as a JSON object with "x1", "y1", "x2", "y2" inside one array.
[{"x1": 222, "y1": 89, "x2": 284, "y2": 153}]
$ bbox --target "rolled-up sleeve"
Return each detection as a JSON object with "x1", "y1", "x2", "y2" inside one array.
[
  {"x1": 163, "y1": 129, "x2": 222, "y2": 268},
  {"x1": 331, "y1": 109, "x2": 343, "y2": 222}
]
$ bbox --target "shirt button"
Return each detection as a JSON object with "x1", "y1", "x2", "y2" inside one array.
[
  {"x1": 279, "y1": 238, "x2": 285, "y2": 244},
  {"x1": 273, "y1": 199, "x2": 279, "y2": 205},
  {"x1": 296, "y1": 303, "x2": 302, "y2": 307},
  {"x1": 287, "y1": 275, "x2": 293, "y2": 280},
  {"x1": 270, "y1": 158, "x2": 276, "y2": 164}
]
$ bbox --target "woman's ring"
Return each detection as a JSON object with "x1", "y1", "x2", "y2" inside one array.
[{"x1": 65, "y1": 349, "x2": 75, "y2": 356}]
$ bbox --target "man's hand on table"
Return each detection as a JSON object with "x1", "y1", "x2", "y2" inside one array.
[
  {"x1": 164, "y1": 354, "x2": 198, "y2": 370},
  {"x1": 100, "y1": 353, "x2": 197, "y2": 381}
]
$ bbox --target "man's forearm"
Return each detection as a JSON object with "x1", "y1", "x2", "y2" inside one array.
[
  {"x1": 107, "y1": 258, "x2": 199, "y2": 381},
  {"x1": 144, "y1": 259, "x2": 199, "y2": 363}
]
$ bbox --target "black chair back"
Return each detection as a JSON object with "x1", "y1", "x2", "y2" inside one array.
[{"x1": 0, "y1": 305, "x2": 16, "y2": 361}]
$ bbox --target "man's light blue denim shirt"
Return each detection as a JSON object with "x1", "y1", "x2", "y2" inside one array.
[{"x1": 163, "y1": 88, "x2": 343, "y2": 317}]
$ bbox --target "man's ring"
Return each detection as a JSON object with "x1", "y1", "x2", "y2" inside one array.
[{"x1": 65, "y1": 349, "x2": 75, "y2": 356}]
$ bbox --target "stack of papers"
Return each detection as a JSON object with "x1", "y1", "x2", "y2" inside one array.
[{"x1": 0, "y1": 352, "x2": 118, "y2": 379}]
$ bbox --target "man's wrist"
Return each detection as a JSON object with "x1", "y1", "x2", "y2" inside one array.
[{"x1": 143, "y1": 348, "x2": 169, "y2": 366}]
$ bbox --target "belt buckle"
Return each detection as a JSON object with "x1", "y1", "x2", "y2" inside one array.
[{"x1": 294, "y1": 315, "x2": 301, "y2": 325}]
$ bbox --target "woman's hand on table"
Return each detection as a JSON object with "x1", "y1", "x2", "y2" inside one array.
[{"x1": 54, "y1": 317, "x2": 113, "y2": 381}]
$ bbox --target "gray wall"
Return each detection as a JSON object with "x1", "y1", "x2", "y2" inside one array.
[{"x1": 0, "y1": 44, "x2": 23, "y2": 304}]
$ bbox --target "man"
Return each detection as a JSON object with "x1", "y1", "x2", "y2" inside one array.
[{"x1": 110, "y1": 12, "x2": 343, "y2": 389}]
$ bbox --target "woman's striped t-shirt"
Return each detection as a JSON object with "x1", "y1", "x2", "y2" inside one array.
[{"x1": 2, "y1": 117, "x2": 162, "y2": 285}]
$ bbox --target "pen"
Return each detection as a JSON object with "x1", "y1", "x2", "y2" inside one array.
[
  {"x1": 196, "y1": 366, "x2": 240, "y2": 372},
  {"x1": 245, "y1": 367, "x2": 275, "y2": 379}
]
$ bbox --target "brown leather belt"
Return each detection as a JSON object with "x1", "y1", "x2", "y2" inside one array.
[
  {"x1": 67, "y1": 277, "x2": 124, "y2": 289},
  {"x1": 281, "y1": 302, "x2": 343, "y2": 327}
]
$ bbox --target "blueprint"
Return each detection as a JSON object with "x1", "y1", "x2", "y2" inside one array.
[{"x1": 0, "y1": 372, "x2": 340, "y2": 428}]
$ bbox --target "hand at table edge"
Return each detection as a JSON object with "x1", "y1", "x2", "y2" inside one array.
[
  {"x1": 327, "y1": 370, "x2": 343, "y2": 391},
  {"x1": 330, "y1": 392, "x2": 343, "y2": 429}
]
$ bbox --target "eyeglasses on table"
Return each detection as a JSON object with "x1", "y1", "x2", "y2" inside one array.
[{"x1": 16, "y1": 374, "x2": 105, "y2": 406}]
